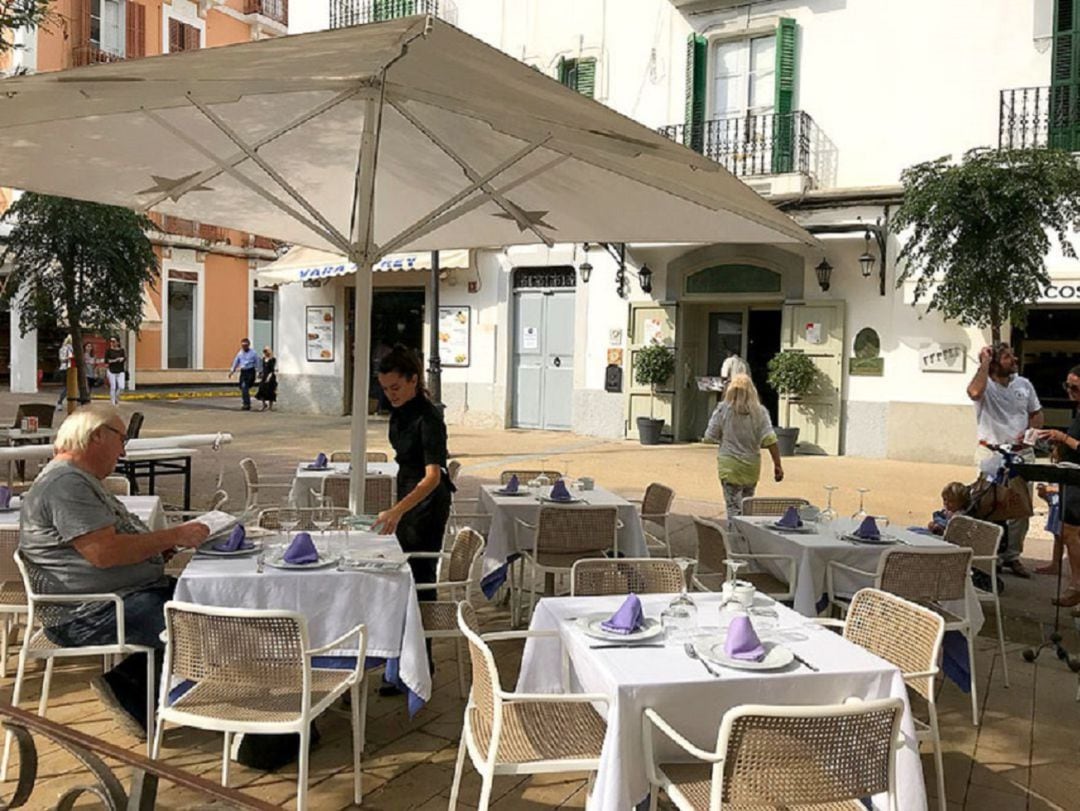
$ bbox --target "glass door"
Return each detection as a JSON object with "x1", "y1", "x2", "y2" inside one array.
[
  {"x1": 707, "y1": 311, "x2": 744, "y2": 376},
  {"x1": 166, "y1": 279, "x2": 196, "y2": 369}
]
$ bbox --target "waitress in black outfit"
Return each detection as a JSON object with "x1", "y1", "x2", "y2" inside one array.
[{"x1": 1039, "y1": 363, "x2": 1080, "y2": 606}]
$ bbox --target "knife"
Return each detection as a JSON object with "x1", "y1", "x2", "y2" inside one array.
[
  {"x1": 589, "y1": 643, "x2": 664, "y2": 649},
  {"x1": 792, "y1": 652, "x2": 819, "y2": 672}
]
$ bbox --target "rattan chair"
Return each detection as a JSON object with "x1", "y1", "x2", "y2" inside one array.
[
  {"x1": 329, "y1": 450, "x2": 351, "y2": 463},
  {"x1": 0, "y1": 529, "x2": 26, "y2": 678},
  {"x1": 945, "y1": 515, "x2": 1009, "y2": 688},
  {"x1": 571, "y1": 558, "x2": 684, "y2": 596},
  {"x1": 738, "y1": 496, "x2": 810, "y2": 517},
  {"x1": 318, "y1": 475, "x2": 393, "y2": 514},
  {"x1": 257, "y1": 506, "x2": 351, "y2": 532},
  {"x1": 409, "y1": 528, "x2": 485, "y2": 697},
  {"x1": 365, "y1": 451, "x2": 389, "y2": 463},
  {"x1": 239, "y1": 458, "x2": 293, "y2": 511},
  {"x1": 152, "y1": 601, "x2": 368, "y2": 808},
  {"x1": 629, "y1": 483, "x2": 675, "y2": 557},
  {"x1": 449, "y1": 602, "x2": 608, "y2": 811},
  {"x1": 826, "y1": 546, "x2": 980, "y2": 725},
  {"x1": 103, "y1": 475, "x2": 132, "y2": 496},
  {"x1": 499, "y1": 470, "x2": 562, "y2": 486},
  {"x1": 126, "y1": 411, "x2": 145, "y2": 440},
  {"x1": 642, "y1": 696, "x2": 905, "y2": 811},
  {"x1": 816, "y1": 588, "x2": 947, "y2": 811},
  {"x1": 514, "y1": 506, "x2": 620, "y2": 626},
  {"x1": 1, "y1": 550, "x2": 156, "y2": 780},
  {"x1": 690, "y1": 516, "x2": 796, "y2": 601}
]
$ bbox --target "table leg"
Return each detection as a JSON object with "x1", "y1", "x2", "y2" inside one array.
[
  {"x1": 148, "y1": 461, "x2": 157, "y2": 496},
  {"x1": 545, "y1": 572, "x2": 556, "y2": 596},
  {"x1": 183, "y1": 457, "x2": 192, "y2": 511}
]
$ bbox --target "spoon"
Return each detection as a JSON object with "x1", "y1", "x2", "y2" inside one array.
[{"x1": 684, "y1": 642, "x2": 721, "y2": 677}]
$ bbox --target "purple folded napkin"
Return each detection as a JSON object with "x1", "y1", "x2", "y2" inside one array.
[
  {"x1": 213, "y1": 524, "x2": 253, "y2": 553},
  {"x1": 854, "y1": 516, "x2": 881, "y2": 541},
  {"x1": 776, "y1": 505, "x2": 802, "y2": 529},
  {"x1": 0, "y1": 486, "x2": 12, "y2": 509},
  {"x1": 312, "y1": 452, "x2": 328, "y2": 469},
  {"x1": 283, "y1": 532, "x2": 319, "y2": 564},
  {"x1": 724, "y1": 614, "x2": 766, "y2": 661},
  {"x1": 549, "y1": 478, "x2": 572, "y2": 502},
  {"x1": 601, "y1": 593, "x2": 644, "y2": 635},
  {"x1": 503, "y1": 475, "x2": 520, "y2": 493}
]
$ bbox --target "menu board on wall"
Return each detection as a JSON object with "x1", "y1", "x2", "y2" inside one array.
[
  {"x1": 305, "y1": 306, "x2": 335, "y2": 362},
  {"x1": 438, "y1": 306, "x2": 471, "y2": 367}
]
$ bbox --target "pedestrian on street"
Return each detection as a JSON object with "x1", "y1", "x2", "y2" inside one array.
[
  {"x1": 255, "y1": 346, "x2": 277, "y2": 411},
  {"x1": 1037, "y1": 365, "x2": 1080, "y2": 606},
  {"x1": 55, "y1": 335, "x2": 73, "y2": 410},
  {"x1": 227, "y1": 338, "x2": 260, "y2": 411},
  {"x1": 104, "y1": 337, "x2": 126, "y2": 407},
  {"x1": 967, "y1": 342, "x2": 1043, "y2": 578},
  {"x1": 83, "y1": 342, "x2": 102, "y2": 396}
]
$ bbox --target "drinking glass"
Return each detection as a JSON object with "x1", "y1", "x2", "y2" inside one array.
[
  {"x1": 661, "y1": 604, "x2": 694, "y2": 640},
  {"x1": 819, "y1": 485, "x2": 839, "y2": 525},
  {"x1": 279, "y1": 501, "x2": 301, "y2": 535},
  {"x1": 851, "y1": 488, "x2": 870, "y2": 522},
  {"x1": 669, "y1": 557, "x2": 698, "y2": 613}
]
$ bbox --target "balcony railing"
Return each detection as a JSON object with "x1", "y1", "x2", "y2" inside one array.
[
  {"x1": 71, "y1": 43, "x2": 125, "y2": 68},
  {"x1": 243, "y1": 0, "x2": 288, "y2": 27},
  {"x1": 658, "y1": 110, "x2": 836, "y2": 187},
  {"x1": 996, "y1": 85, "x2": 1080, "y2": 151},
  {"x1": 330, "y1": 0, "x2": 458, "y2": 28}
]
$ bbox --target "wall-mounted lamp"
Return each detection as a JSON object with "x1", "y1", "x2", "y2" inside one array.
[
  {"x1": 578, "y1": 259, "x2": 592, "y2": 283},
  {"x1": 581, "y1": 242, "x2": 653, "y2": 298},
  {"x1": 638, "y1": 264, "x2": 653, "y2": 294},
  {"x1": 815, "y1": 258, "x2": 833, "y2": 292},
  {"x1": 858, "y1": 226, "x2": 875, "y2": 279}
]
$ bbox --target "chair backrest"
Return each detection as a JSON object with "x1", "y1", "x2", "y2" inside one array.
[
  {"x1": 126, "y1": 411, "x2": 144, "y2": 440},
  {"x1": 457, "y1": 601, "x2": 502, "y2": 758},
  {"x1": 207, "y1": 489, "x2": 229, "y2": 512},
  {"x1": 692, "y1": 516, "x2": 729, "y2": 574},
  {"x1": 447, "y1": 460, "x2": 462, "y2": 483},
  {"x1": 13, "y1": 550, "x2": 68, "y2": 629},
  {"x1": 716, "y1": 697, "x2": 903, "y2": 807},
  {"x1": 571, "y1": 558, "x2": 683, "y2": 596},
  {"x1": 739, "y1": 497, "x2": 810, "y2": 517},
  {"x1": 365, "y1": 451, "x2": 389, "y2": 463},
  {"x1": 876, "y1": 546, "x2": 972, "y2": 603},
  {"x1": 944, "y1": 515, "x2": 1002, "y2": 576},
  {"x1": 329, "y1": 450, "x2": 351, "y2": 463},
  {"x1": 319, "y1": 475, "x2": 393, "y2": 513},
  {"x1": 641, "y1": 483, "x2": 675, "y2": 517},
  {"x1": 239, "y1": 458, "x2": 259, "y2": 508},
  {"x1": 445, "y1": 528, "x2": 485, "y2": 584},
  {"x1": 102, "y1": 475, "x2": 131, "y2": 496},
  {"x1": 163, "y1": 601, "x2": 308, "y2": 712},
  {"x1": 0, "y1": 528, "x2": 25, "y2": 609},
  {"x1": 500, "y1": 470, "x2": 562, "y2": 485},
  {"x1": 844, "y1": 588, "x2": 944, "y2": 701},
  {"x1": 15, "y1": 404, "x2": 56, "y2": 430},
  {"x1": 534, "y1": 506, "x2": 617, "y2": 564},
  {"x1": 257, "y1": 506, "x2": 350, "y2": 532}
]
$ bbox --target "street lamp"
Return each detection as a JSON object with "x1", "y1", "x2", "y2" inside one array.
[
  {"x1": 638, "y1": 264, "x2": 653, "y2": 294},
  {"x1": 578, "y1": 259, "x2": 592, "y2": 283},
  {"x1": 858, "y1": 229, "x2": 875, "y2": 278},
  {"x1": 815, "y1": 258, "x2": 833, "y2": 292}
]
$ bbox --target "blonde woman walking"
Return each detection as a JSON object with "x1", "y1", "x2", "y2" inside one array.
[{"x1": 704, "y1": 373, "x2": 784, "y2": 519}]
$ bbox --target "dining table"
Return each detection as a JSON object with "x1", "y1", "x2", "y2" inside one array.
[
  {"x1": 517, "y1": 592, "x2": 927, "y2": 811},
  {"x1": 477, "y1": 483, "x2": 648, "y2": 598},
  {"x1": 0, "y1": 494, "x2": 166, "y2": 531},
  {"x1": 174, "y1": 529, "x2": 430, "y2": 714},
  {"x1": 288, "y1": 461, "x2": 399, "y2": 508}
]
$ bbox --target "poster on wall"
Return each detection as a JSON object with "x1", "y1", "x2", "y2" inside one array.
[
  {"x1": 439, "y1": 306, "x2": 471, "y2": 367},
  {"x1": 305, "y1": 306, "x2": 335, "y2": 362}
]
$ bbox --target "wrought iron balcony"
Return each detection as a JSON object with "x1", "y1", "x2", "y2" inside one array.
[
  {"x1": 997, "y1": 86, "x2": 1080, "y2": 151},
  {"x1": 71, "y1": 43, "x2": 124, "y2": 68},
  {"x1": 330, "y1": 0, "x2": 458, "y2": 28},
  {"x1": 243, "y1": 0, "x2": 288, "y2": 27},
  {"x1": 658, "y1": 110, "x2": 836, "y2": 187}
]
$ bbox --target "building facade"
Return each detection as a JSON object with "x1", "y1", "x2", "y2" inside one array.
[{"x1": 0, "y1": 0, "x2": 289, "y2": 391}]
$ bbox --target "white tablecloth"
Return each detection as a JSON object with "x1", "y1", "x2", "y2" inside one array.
[
  {"x1": 517, "y1": 593, "x2": 926, "y2": 811},
  {"x1": 174, "y1": 531, "x2": 430, "y2": 703},
  {"x1": 0, "y1": 494, "x2": 166, "y2": 531},
  {"x1": 478, "y1": 484, "x2": 648, "y2": 592},
  {"x1": 732, "y1": 516, "x2": 985, "y2": 632},
  {"x1": 288, "y1": 462, "x2": 399, "y2": 507}
]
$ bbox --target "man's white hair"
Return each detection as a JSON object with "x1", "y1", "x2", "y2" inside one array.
[{"x1": 55, "y1": 404, "x2": 123, "y2": 453}]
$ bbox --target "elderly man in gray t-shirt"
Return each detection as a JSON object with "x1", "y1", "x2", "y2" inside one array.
[{"x1": 19, "y1": 405, "x2": 208, "y2": 737}]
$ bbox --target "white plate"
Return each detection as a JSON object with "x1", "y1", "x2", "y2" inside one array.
[
  {"x1": 539, "y1": 495, "x2": 584, "y2": 504},
  {"x1": 841, "y1": 532, "x2": 897, "y2": 545},
  {"x1": 264, "y1": 556, "x2": 338, "y2": 570},
  {"x1": 694, "y1": 637, "x2": 795, "y2": 671},
  {"x1": 495, "y1": 488, "x2": 532, "y2": 497},
  {"x1": 769, "y1": 521, "x2": 814, "y2": 533},
  {"x1": 575, "y1": 613, "x2": 664, "y2": 643},
  {"x1": 198, "y1": 542, "x2": 262, "y2": 557}
]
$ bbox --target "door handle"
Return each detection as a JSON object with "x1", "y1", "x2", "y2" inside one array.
[{"x1": 552, "y1": 356, "x2": 561, "y2": 368}]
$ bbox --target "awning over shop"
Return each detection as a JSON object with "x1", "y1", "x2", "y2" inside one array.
[{"x1": 256, "y1": 245, "x2": 470, "y2": 285}]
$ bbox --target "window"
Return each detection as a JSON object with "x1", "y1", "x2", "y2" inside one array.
[
  {"x1": 90, "y1": 0, "x2": 123, "y2": 55},
  {"x1": 558, "y1": 57, "x2": 597, "y2": 98},
  {"x1": 167, "y1": 271, "x2": 198, "y2": 369},
  {"x1": 253, "y1": 289, "x2": 276, "y2": 353},
  {"x1": 712, "y1": 36, "x2": 775, "y2": 118},
  {"x1": 168, "y1": 17, "x2": 201, "y2": 53}
]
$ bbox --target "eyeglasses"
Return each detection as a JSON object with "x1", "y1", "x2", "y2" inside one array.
[{"x1": 101, "y1": 425, "x2": 128, "y2": 446}]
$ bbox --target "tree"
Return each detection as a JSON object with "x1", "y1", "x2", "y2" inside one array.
[
  {"x1": 893, "y1": 147, "x2": 1080, "y2": 343},
  {"x1": 0, "y1": 193, "x2": 158, "y2": 403},
  {"x1": 1, "y1": 1, "x2": 53, "y2": 56}
]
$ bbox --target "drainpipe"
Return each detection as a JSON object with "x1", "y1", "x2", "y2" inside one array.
[{"x1": 428, "y1": 251, "x2": 443, "y2": 405}]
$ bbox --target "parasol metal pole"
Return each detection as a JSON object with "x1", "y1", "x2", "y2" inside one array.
[{"x1": 428, "y1": 251, "x2": 442, "y2": 405}]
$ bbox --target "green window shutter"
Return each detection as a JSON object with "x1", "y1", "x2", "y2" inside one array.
[
  {"x1": 557, "y1": 56, "x2": 568, "y2": 85},
  {"x1": 575, "y1": 57, "x2": 597, "y2": 98},
  {"x1": 373, "y1": 0, "x2": 415, "y2": 22},
  {"x1": 772, "y1": 18, "x2": 798, "y2": 173},
  {"x1": 684, "y1": 34, "x2": 707, "y2": 153},
  {"x1": 1050, "y1": 0, "x2": 1080, "y2": 151}
]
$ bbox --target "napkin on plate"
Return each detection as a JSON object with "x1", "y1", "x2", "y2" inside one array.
[
  {"x1": 190, "y1": 510, "x2": 236, "y2": 537},
  {"x1": 311, "y1": 452, "x2": 328, "y2": 469},
  {"x1": 213, "y1": 524, "x2": 253, "y2": 552},
  {"x1": 0, "y1": 486, "x2": 12, "y2": 509},
  {"x1": 283, "y1": 532, "x2": 319, "y2": 564},
  {"x1": 503, "y1": 474, "x2": 520, "y2": 493},
  {"x1": 549, "y1": 479, "x2": 572, "y2": 502},
  {"x1": 600, "y1": 593, "x2": 644, "y2": 634},
  {"x1": 724, "y1": 614, "x2": 766, "y2": 661},
  {"x1": 854, "y1": 516, "x2": 881, "y2": 541},
  {"x1": 776, "y1": 505, "x2": 802, "y2": 528}
]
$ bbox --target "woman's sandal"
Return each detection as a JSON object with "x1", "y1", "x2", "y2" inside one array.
[{"x1": 1051, "y1": 589, "x2": 1080, "y2": 608}]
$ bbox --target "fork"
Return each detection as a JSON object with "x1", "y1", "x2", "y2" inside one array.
[{"x1": 684, "y1": 643, "x2": 721, "y2": 677}]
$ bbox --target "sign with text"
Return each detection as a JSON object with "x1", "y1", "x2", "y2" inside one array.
[
  {"x1": 438, "y1": 306, "x2": 471, "y2": 367},
  {"x1": 919, "y1": 343, "x2": 966, "y2": 373},
  {"x1": 305, "y1": 306, "x2": 335, "y2": 362}
]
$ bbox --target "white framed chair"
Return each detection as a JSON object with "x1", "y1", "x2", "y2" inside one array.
[
  {"x1": 103, "y1": 475, "x2": 132, "y2": 496},
  {"x1": 1, "y1": 550, "x2": 156, "y2": 779},
  {"x1": 826, "y1": 546, "x2": 979, "y2": 726},
  {"x1": 239, "y1": 457, "x2": 294, "y2": 511},
  {"x1": 445, "y1": 498, "x2": 491, "y2": 549},
  {"x1": 818, "y1": 588, "x2": 947, "y2": 811},
  {"x1": 944, "y1": 515, "x2": 1009, "y2": 688},
  {"x1": 738, "y1": 496, "x2": 810, "y2": 517},
  {"x1": 449, "y1": 602, "x2": 608, "y2": 811},
  {"x1": 571, "y1": 558, "x2": 684, "y2": 596},
  {"x1": 152, "y1": 601, "x2": 368, "y2": 809},
  {"x1": 629, "y1": 483, "x2": 675, "y2": 557},
  {"x1": 0, "y1": 529, "x2": 27, "y2": 678},
  {"x1": 408, "y1": 528, "x2": 486, "y2": 697},
  {"x1": 690, "y1": 516, "x2": 796, "y2": 602},
  {"x1": 643, "y1": 696, "x2": 905, "y2": 811},
  {"x1": 318, "y1": 474, "x2": 393, "y2": 514}
]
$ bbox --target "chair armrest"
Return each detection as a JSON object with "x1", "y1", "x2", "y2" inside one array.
[
  {"x1": 639, "y1": 513, "x2": 668, "y2": 522},
  {"x1": 414, "y1": 579, "x2": 470, "y2": 592},
  {"x1": 34, "y1": 593, "x2": 126, "y2": 644},
  {"x1": 809, "y1": 618, "x2": 847, "y2": 629},
  {"x1": 826, "y1": 561, "x2": 875, "y2": 579},
  {"x1": 405, "y1": 552, "x2": 451, "y2": 561},
  {"x1": 254, "y1": 482, "x2": 294, "y2": 489},
  {"x1": 903, "y1": 668, "x2": 940, "y2": 681},
  {"x1": 306, "y1": 622, "x2": 366, "y2": 657},
  {"x1": 501, "y1": 691, "x2": 609, "y2": 706},
  {"x1": 643, "y1": 708, "x2": 723, "y2": 763},
  {"x1": 481, "y1": 629, "x2": 560, "y2": 642},
  {"x1": 515, "y1": 518, "x2": 537, "y2": 530}
]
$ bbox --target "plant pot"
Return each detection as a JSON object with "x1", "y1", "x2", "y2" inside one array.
[
  {"x1": 775, "y1": 426, "x2": 800, "y2": 457},
  {"x1": 636, "y1": 416, "x2": 664, "y2": 446}
]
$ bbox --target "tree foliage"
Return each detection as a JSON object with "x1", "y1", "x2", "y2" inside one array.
[
  {"x1": 893, "y1": 147, "x2": 1080, "y2": 343},
  {"x1": 0, "y1": 193, "x2": 158, "y2": 402},
  {"x1": 1, "y1": 1, "x2": 53, "y2": 56}
]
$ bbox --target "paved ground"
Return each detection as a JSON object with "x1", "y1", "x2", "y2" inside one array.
[{"x1": 0, "y1": 391, "x2": 1077, "y2": 809}]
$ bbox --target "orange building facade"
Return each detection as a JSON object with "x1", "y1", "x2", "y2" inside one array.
[{"x1": 0, "y1": 1, "x2": 288, "y2": 389}]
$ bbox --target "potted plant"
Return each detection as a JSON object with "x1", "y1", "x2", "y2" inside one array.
[
  {"x1": 766, "y1": 350, "x2": 819, "y2": 456},
  {"x1": 633, "y1": 343, "x2": 675, "y2": 445}
]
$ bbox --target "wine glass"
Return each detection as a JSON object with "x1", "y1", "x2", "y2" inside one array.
[
  {"x1": 279, "y1": 500, "x2": 300, "y2": 535},
  {"x1": 851, "y1": 488, "x2": 870, "y2": 522},
  {"x1": 312, "y1": 503, "x2": 336, "y2": 558},
  {"x1": 669, "y1": 557, "x2": 697, "y2": 610},
  {"x1": 819, "y1": 485, "x2": 839, "y2": 525}
]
